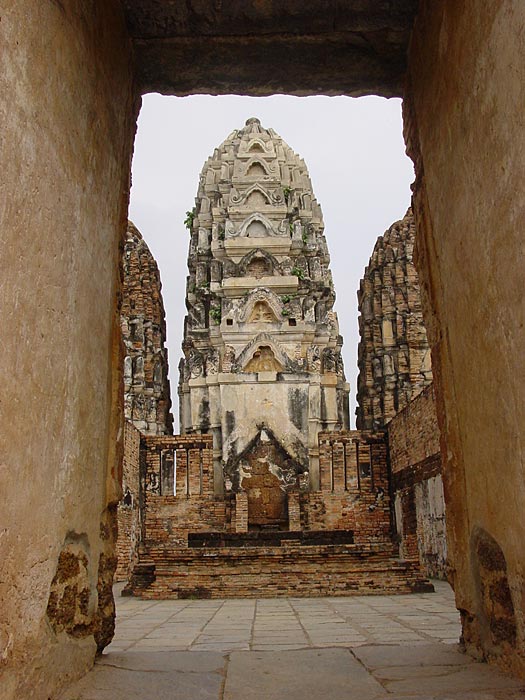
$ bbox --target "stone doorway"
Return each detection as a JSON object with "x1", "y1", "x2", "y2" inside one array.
[
  {"x1": 226, "y1": 427, "x2": 305, "y2": 531},
  {"x1": 242, "y1": 441, "x2": 289, "y2": 529}
]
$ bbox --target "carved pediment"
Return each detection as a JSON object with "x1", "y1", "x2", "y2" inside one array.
[
  {"x1": 246, "y1": 162, "x2": 267, "y2": 178},
  {"x1": 248, "y1": 301, "x2": 278, "y2": 323},
  {"x1": 243, "y1": 156, "x2": 278, "y2": 179},
  {"x1": 244, "y1": 345, "x2": 283, "y2": 372},
  {"x1": 238, "y1": 212, "x2": 280, "y2": 238},
  {"x1": 235, "y1": 333, "x2": 291, "y2": 373},
  {"x1": 230, "y1": 184, "x2": 282, "y2": 207},
  {"x1": 240, "y1": 248, "x2": 276, "y2": 278},
  {"x1": 237, "y1": 136, "x2": 276, "y2": 158},
  {"x1": 240, "y1": 288, "x2": 282, "y2": 322}
]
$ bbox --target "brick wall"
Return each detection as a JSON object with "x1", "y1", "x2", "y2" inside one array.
[
  {"x1": 388, "y1": 383, "x2": 441, "y2": 473},
  {"x1": 140, "y1": 434, "x2": 231, "y2": 547},
  {"x1": 387, "y1": 384, "x2": 447, "y2": 578},
  {"x1": 310, "y1": 431, "x2": 394, "y2": 548},
  {"x1": 137, "y1": 430, "x2": 398, "y2": 550}
]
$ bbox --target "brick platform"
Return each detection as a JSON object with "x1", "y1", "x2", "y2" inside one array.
[{"x1": 126, "y1": 542, "x2": 433, "y2": 599}]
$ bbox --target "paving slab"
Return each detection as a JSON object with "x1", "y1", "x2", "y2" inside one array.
[
  {"x1": 373, "y1": 663, "x2": 525, "y2": 695},
  {"x1": 60, "y1": 651, "x2": 226, "y2": 700},
  {"x1": 223, "y1": 649, "x2": 387, "y2": 700},
  {"x1": 352, "y1": 643, "x2": 473, "y2": 668}
]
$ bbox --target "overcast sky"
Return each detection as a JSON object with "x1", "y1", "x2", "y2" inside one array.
[{"x1": 128, "y1": 94, "x2": 414, "y2": 428}]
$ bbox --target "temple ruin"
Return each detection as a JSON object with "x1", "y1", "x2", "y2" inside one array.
[
  {"x1": 116, "y1": 221, "x2": 173, "y2": 581},
  {"x1": 120, "y1": 120, "x2": 432, "y2": 600},
  {"x1": 120, "y1": 221, "x2": 172, "y2": 437},
  {"x1": 4, "y1": 3, "x2": 525, "y2": 697},
  {"x1": 356, "y1": 209, "x2": 432, "y2": 431}
]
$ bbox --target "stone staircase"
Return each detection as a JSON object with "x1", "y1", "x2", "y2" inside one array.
[{"x1": 125, "y1": 536, "x2": 434, "y2": 599}]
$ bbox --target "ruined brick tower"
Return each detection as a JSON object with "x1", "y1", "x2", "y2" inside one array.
[
  {"x1": 117, "y1": 221, "x2": 173, "y2": 580},
  {"x1": 356, "y1": 209, "x2": 432, "y2": 430},
  {"x1": 178, "y1": 117, "x2": 350, "y2": 518},
  {"x1": 121, "y1": 221, "x2": 173, "y2": 436}
]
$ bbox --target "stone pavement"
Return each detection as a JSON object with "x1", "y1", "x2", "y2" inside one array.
[{"x1": 61, "y1": 581, "x2": 525, "y2": 699}]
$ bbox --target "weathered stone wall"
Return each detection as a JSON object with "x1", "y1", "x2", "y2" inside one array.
[
  {"x1": 121, "y1": 221, "x2": 173, "y2": 435},
  {"x1": 388, "y1": 384, "x2": 446, "y2": 579},
  {"x1": 405, "y1": 0, "x2": 525, "y2": 673},
  {"x1": 356, "y1": 209, "x2": 432, "y2": 430},
  {"x1": 0, "y1": 2, "x2": 135, "y2": 698}
]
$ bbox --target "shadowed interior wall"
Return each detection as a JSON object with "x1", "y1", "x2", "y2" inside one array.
[
  {"x1": 0, "y1": 2, "x2": 135, "y2": 698},
  {"x1": 405, "y1": 0, "x2": 525, "y2": 674}
]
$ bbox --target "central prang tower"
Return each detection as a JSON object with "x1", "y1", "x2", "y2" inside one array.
[{"x1": 179, "y1": 117, "x2": 349, "y2": 523}]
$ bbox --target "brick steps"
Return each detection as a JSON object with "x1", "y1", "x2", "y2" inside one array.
[{"x1": 127, "y1": 543, "x2": 434, "y2": 599}]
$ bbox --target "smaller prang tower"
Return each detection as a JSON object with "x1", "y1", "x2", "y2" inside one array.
[
  {"x1": 179, "y1": 117, "x2": 349, "y2": 522},
  {"x1": 356, "y1": 209, "x2": 433, "y2": 430}
]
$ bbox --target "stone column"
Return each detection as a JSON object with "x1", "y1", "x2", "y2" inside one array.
[
  {"x1": 235, "y1": 492, "x2": 248, "y2": 532},
  {"x1": 288, "y1": 492, "x2": 301, "y2": 531}
]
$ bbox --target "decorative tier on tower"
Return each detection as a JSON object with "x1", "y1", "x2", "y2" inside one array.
[{"x1": 178, "y1": 117, "x2": 350, "y2": 510}]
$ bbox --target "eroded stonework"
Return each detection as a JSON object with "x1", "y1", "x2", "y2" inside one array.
[
  {"x1": 122, "y1": 1, "x2": 419, "y2": 97},
  {"x1": 388, "y1": 384, "x2": 447, "y2": 580},
  {"x1": 356, "y1": 209, "x2": 433, "y2": 431},
  {"x1": 179, "y1": 117, "x2": 350, "y2": 501},
  {"x1": 356, "y1": 212, "x2": 446, "y2": 581},
  {"x1": 117, "y1": 222, "x2": 173, "y2": 580},
  {"x1": 121, "y1": 221, "x2": 172, "y2": 436}
]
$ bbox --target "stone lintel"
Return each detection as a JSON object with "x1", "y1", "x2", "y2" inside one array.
[
  {"x1": 214, "y1": 372, "x2": 310, "y2": 385},
  {"x1": 222, "y1": 275, "x2": 299, "y2": 295},
  {"x1": 131, "y1": 33, "x2": 411, "y2": 97}
]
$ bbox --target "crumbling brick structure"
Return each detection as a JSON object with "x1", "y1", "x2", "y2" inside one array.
[
  {"x1": 121, "y1": 221, "x2": 172, "y2": 436},
  {"x1": 356, "y1": 210, "x2": 446, "y2": 580},
  {"x1": 356, "y1": 209, "x2": 432, "y2": 431},
  {"x1": 124, "y1": 428, "x2": 431, "y2": 598},
  {"x1": 388, "y1": 384, "x2": 446, "y2": 579},
  {"x1": 116, "y1": 221, "x2": 173, "y2": 581}
]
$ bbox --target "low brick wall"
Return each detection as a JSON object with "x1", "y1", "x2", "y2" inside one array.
[
  {"x1": 136, "y1": 543, "x2": 432, "y2": 599},
  {"x1": 306, "y1": 431, "x2": 393, "y2": 547},
  {"x1": 387, "y1": 384, "x2": 447, "y2": 579}
]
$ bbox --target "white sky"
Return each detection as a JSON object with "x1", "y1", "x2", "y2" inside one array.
[{"x1": 129, "y1": 94, "x2": 414, "y2": 428}]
